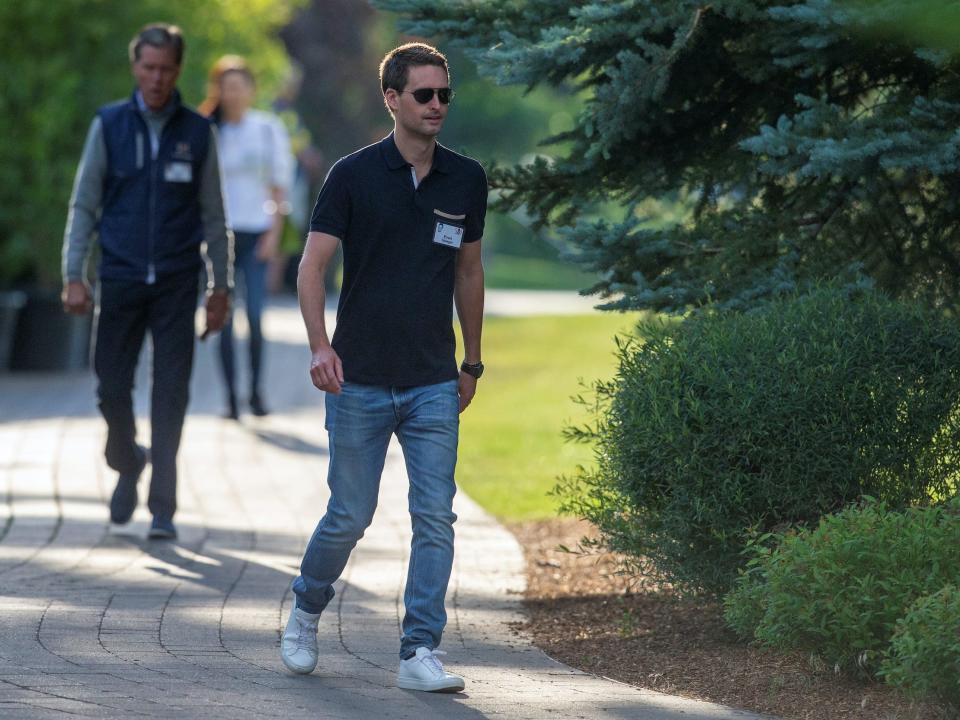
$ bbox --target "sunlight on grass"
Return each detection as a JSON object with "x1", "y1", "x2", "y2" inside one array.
[
  {"x1": 456, "y1": 312, "x2": 643, "y2": 521},
  {"x1": 483, "y1": 255, "x2": 597, "y2": 290}
]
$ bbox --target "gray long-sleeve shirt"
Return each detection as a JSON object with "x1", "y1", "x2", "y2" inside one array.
[{"x1": 62, "y1": 97, "x2": 233, "y2": 291}]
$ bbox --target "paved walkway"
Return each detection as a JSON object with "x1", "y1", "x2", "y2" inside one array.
[
  {"x1": 481, "y1": 289, "x2": 601, "y2": 316},
  {"x1": 0, "y1": 295, "x2": 769, "y2": 719}
]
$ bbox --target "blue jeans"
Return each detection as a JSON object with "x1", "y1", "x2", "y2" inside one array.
[
  {"x1": 292, "y1": 380, "x2": 460, "y2": 659},
  {"x1": 218, "y1": 231, "x2": 268, "y2": 400}
]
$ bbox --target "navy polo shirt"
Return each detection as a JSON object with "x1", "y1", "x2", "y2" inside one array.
[{"x1": 309, "y1": 133, "x2": 487, "y2": 387}]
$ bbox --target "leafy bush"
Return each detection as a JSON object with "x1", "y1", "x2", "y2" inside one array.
[
  {"x1": 724, "y1": 500, "x2": 960, "y2": 674},
  {"x1": 720, "y1": 537, "x2": 769, "y2": 641},
  {"x1": 558, "y1": 286, "x2": 960, "y2": 594},
  {"x1": 881, "y1": 584, "x2": 960, "y2": 709}
]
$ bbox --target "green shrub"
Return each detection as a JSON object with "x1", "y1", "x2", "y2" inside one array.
[
  {"x1": 720, "y1": 536, "x2": 770, "y2": 640},
  {"x1": 723, "y1": 500, "x2": 960, "y2": 674},
  {"x1": 558, "y1": 286, "x2": 960, "y2": 594},
  {"x1": 881, "y1": 584, "x2": 960, "y2": 709}
]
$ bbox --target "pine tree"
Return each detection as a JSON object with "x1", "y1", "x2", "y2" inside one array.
[{"x1": 376, "y1": 0, "x2": 960, "y2": 312}]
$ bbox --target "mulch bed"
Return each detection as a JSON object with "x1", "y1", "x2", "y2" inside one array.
[{"x1": 508, "y1": 518, "x2": 946, "y2": 720}]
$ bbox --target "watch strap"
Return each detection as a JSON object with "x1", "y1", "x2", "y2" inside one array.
[{"x1": 460, "y1": 360, "x2": 484, "y2": 379}]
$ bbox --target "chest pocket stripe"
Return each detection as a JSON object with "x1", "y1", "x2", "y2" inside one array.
[{"x1": 434, "y1": 209, "x2": 466, "y2": 221}]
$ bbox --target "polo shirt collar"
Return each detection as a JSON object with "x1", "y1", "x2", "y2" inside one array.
[
  {"x1": 132, "y1": 88, "x2": 181, "y2": 120},
  {"x1": 380, "y1": 132, "x2": 451, "y2": 174}
]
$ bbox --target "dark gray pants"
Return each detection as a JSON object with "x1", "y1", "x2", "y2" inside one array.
[{"x1": 94, "y1": 272, "x2": 198, "y2": 521}]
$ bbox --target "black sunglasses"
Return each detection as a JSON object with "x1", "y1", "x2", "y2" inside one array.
[{"x1": 401, "y1": 87, "x2": 455, "y2": 105}]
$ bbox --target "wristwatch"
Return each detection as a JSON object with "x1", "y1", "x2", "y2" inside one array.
[{"x1": 460, "y1": 360, "x2": 484, "y2": 379}]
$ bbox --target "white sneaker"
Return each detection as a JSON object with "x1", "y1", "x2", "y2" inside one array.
[
  {"x1": 280, "y1": 607, "x2": 320, "y2": 674},
  {"x1": 397, "y1": 647, "x2": 465, "y2": 693}
]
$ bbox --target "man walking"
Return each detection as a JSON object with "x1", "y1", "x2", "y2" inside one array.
[
  {"x1": 282, "y1": 43, "x2": 486, "y2": 692},
  {"x1": 62, "y1": 24, "x2": 233, "y2": 540}
]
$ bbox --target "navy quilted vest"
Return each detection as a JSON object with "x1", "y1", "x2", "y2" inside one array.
[{"x1": 97, "y1": 90, "x2": 210, "y2": 283}]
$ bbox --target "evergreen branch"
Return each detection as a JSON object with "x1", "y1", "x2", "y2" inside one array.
[
  {"x1": 801, "y1": 182, "x2": 855, "y2": 246},
  {"x1": 383, "y1": 0, "x2": 960, "y2": 310}
]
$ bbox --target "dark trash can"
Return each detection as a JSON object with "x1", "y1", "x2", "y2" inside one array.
[
  {"x1": 10, "y1": 290, "x2": 92, "y2": 371},
  {"x1": 0, "y1": 290, "x2": 27, "y2": 371}
]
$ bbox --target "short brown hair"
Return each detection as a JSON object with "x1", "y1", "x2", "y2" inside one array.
[
  {"x1": 379, "y1": 42, "x2": 449, "y2": 94},
  {"x1": 129, "y1": 23, "x2": 184, "y2": 66}
]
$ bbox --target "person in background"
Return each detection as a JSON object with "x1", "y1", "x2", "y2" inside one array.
[
  {"x1": 61, "y1": 24, "x2": 233, "y2": 540},
  {"x1": 200, "y1": 56, "x2": 294, "y2": 419}
]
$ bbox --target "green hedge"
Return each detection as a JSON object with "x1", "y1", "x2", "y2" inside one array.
[
  {"x1": 724, "y1": 500, "x2": 960, "y2": 675},
  {"x1": 559, "y1": 286, "x2": 960, "y2": 594},
  {"x1": 881, "y1": 584, "x2": 960, "y2": 709}
]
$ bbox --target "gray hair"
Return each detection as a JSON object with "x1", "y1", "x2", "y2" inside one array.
[{"x1": 129, "y1": 23, "x2": 185, "y2": 65}]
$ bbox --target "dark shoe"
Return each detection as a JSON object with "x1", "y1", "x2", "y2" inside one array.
[
  {"x1": 249, "y1": 392, "x2": 269, "y2": 417},
  {"x1": 148, "y1": 516, "x2": 177, "y2": 540},
  {"x1": 224, "y1": 395, "x2": 239, "y2": 420},
  {"x1": 109, "y1": 445, "x2": 148, "y2": 524}
]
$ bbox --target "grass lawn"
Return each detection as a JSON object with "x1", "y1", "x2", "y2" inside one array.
[
  {"x1": 483, "y1": 255, "x2": 597, "y2": 291},
  {"x1": 456, "y1": 312, "x2": 642, "y2": 521}
]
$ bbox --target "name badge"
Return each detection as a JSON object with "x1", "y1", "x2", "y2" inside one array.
[
  {"x1": 164, "y1": 161, "x2": 193, "y2": 183},
  {"x1": 433, "y1": 221, "x2": 463, "y2": 249}
]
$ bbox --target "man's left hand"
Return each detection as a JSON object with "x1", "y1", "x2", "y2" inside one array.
[
  {"x1": 458, "y1": 372, "x2": 477, "y2": 413},
  {"x1": 203, "y1": 290, "x2": 230, "y2": 339}
]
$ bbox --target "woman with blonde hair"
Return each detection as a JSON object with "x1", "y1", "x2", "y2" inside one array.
[{"x1": 201, "y1": 56, "x2": 293, "y2": 419}]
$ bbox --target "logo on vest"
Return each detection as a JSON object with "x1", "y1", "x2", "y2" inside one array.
[{"x1": 173, "y1": 142, "x2": 193, "y2": 161}]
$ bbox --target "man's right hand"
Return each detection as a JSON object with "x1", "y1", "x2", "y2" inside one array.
[
  {"x1": 62, "y1": 280, "x2": 92, "y2": 315},
  {"x1": 309, "y1": 346, "x2": 344, "y2": 394}
]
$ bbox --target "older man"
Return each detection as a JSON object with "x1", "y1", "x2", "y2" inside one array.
[{"x1": 62, "y1": 23, "x2": 233, "y2": 540}]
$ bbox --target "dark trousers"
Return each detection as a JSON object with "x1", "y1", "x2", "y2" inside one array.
[
  {"x1": 94, "y1": 272, "x2": 198, "y2": 520},
  {"x1": 218, "y1": 231, "x2": 268, "y2": 401}
]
